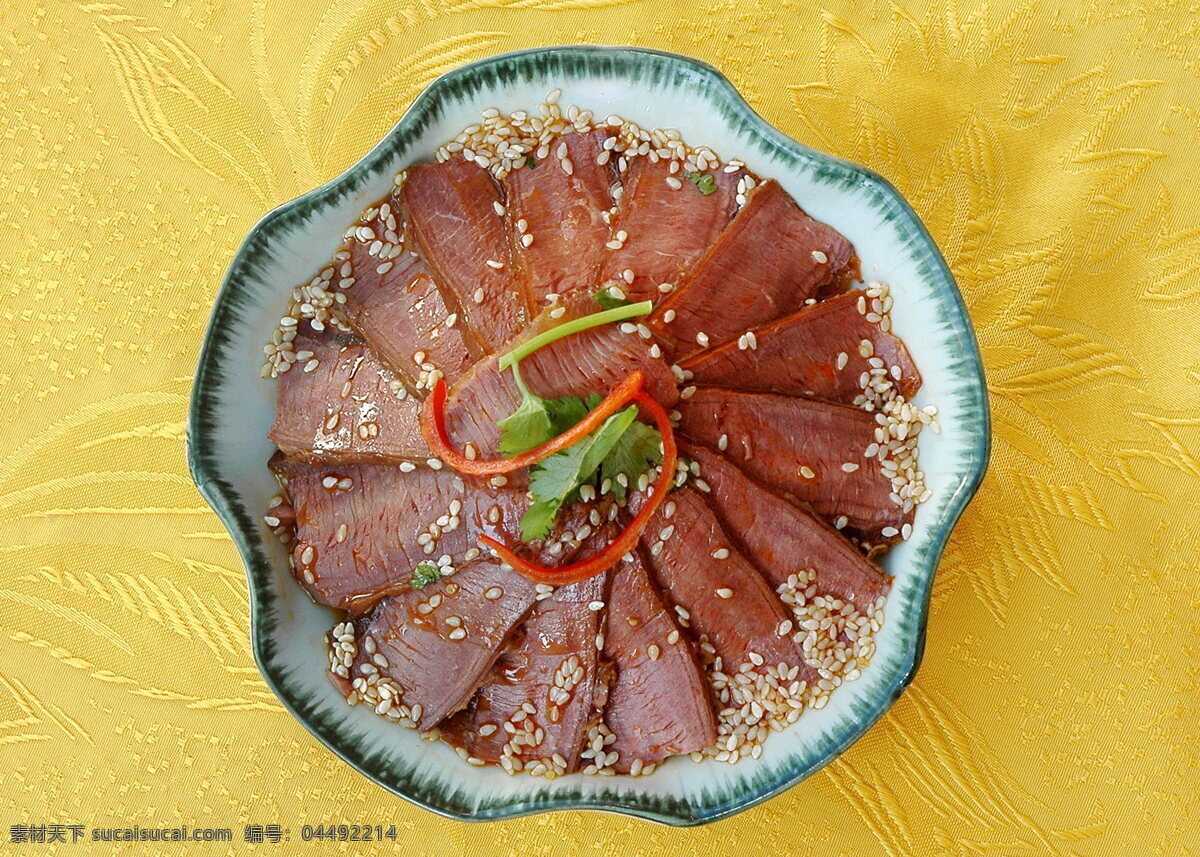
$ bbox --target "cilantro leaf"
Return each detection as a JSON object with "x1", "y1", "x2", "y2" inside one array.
[
  {"x1": 409, "y1": 561, "x2": 443, "y2": 589},
  {"x1": 496, "y1": 389, "x2": 554, "y2": 454},
  {"x1": 527, "y1": 408, "x2": 636, "y2": 504},
  {"x1": 684, "y1": 171, "x2": 717, "y2": 196},
  {"x1": 544, "y1": 395, "x2": 590, "y2": 435},
  {"x1": 578, "y1": 406, "x2": 638, "y2": 477},
  {"x1": 594, "y1": 288, "x2": 632, "y2": 311},
  {"x1": 600, "y1": 419, "x2": 664, "y2": 500},
  {"x1": 520, "y1": 497, "x2": 563, "y2": 541},
  {"x1": 520, "y1": 406, "x2": 639, "y2": 539},
  {"x1": 528, "y1": 443, "x2": 592, "y2": 509}
]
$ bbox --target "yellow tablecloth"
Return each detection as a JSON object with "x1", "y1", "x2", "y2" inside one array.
[{"x1": 3, "y1": 1, "x2": 1197, "y2": 853}]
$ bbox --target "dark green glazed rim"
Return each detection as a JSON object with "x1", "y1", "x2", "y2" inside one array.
[{"x1": 188, "y1": 46, "x2": 990, "y2": 826}]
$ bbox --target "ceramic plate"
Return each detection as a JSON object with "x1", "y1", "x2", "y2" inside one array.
[{"x1": 187, "y1": 46, "x2": 989, "y2": 825}]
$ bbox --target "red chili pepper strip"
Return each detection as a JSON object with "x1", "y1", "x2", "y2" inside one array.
[
  {"x1": 419, "y1": 371, "x2": 645, "y2": 476},
  {"x1": 478, "y1": 391, "x2": 677, "y2": 586}
]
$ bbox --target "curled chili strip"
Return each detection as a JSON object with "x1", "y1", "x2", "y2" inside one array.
[
  {"x1": 478, "y1": 390, "x2": 677, "y2": 586},
  {"x1": 419, "y1": 370, "x2": 645, "y2": 476}
]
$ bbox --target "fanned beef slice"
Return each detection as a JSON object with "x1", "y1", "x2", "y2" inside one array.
[
  {"x1": 341, "y1": 215, "x2": 481, "y2": 387},
  {"x1": 676, "y1": 388, "x2": 911, "y2": 542},
  {"x1": 401, "y1": 159, "x2": 530, "y2": 351},
  {"x1": 503, "y1": 130, "x2": 617, "y2": 304},
  {"x1": 649, "y1": 180, "x2": 857, "y2": 360},
  {"x1": 348, "y1": 559, "x2": 539, "y2": 730},
  {"x1": 598, "y1": 158, "x2": 743, "y2": 303},
  {"x1": 269, "y1": 455, "x2": 596, "y2": 612},
  {"x1": 444, "y1": 294, "x2": 679, "y2": 457},
  {"x1": 631, "y1": 486, "x2": 809, "y2": 678},
  {"x1": 602, "y1": 548, "x2": 717, "y2": 771},
  {"x1": 680, "y1": 290, "x2": 921, "y2": 405},
  {"x1": 684, "y1": 443, "x2": 890, "y2": 607},
  {"x1": 439, "y1": 567, "x2": 609, "y2": 772},
  {"x1": 269, "y1": 323, "x2": 429, "y2": 463}
]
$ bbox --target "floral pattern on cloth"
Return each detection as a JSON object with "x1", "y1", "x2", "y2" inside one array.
[{"x1": 1, "y1": 1, "x2": 1197, "y2": 854}]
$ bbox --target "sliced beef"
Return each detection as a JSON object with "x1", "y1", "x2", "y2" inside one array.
[
  {"x1": 438, "y1": 567, "x2": 609, "y2": 774},
  {"x1": 676, "y1": 388, "x2": 911, "y2": 542},
  {"x1": 598, "y1": 157, "x2": 742, "y2": 303},
  {"x1": 503, "y1": 131, "x2": 617, "y2": 304},
  {"x1": 631, "y1": 486, "x2": 803, "y2": 676},
  {"x1": 602, "y1": 548, "x2": 717, "y2": 772},
  {"x1": 680, "y1": 290, "x2": 921, "y2": 404},
  {"x1": 341, "y1": 219, "x2": 481, "y2": 387},
  {"x1": 401, "y1": 159, "x2": 530, "y2": 351},
  {"x1": 346, "y1": 559, "x2": 539, "y2": 730},
  {"x1": 444, "y1": 295, "x2": 678, "y2": 457},
  {"x1": 649, "y1": 180, "x2": 858, "y2": 360},
  {"x1": 270, "y1": 455, "x2": 594, "y2": 612},
  {"x1": 684, "y1": 443, "x2": 889, "y2": 607},
  {"x1": 269, "y1": 322, "x2": 429, "y2": 463}
]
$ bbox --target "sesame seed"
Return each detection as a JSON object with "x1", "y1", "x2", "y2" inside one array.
[
  {"x1": 715, "y1": 588, "x2": 733, "y2": 599},
  {"x1": 811, "y1": 249, "x2": 828, "y2": 264}
]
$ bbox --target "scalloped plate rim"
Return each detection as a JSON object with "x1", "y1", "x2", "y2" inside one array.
[{"x1": 187, "y1": 44, "x2": 990, "y2": 826}]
